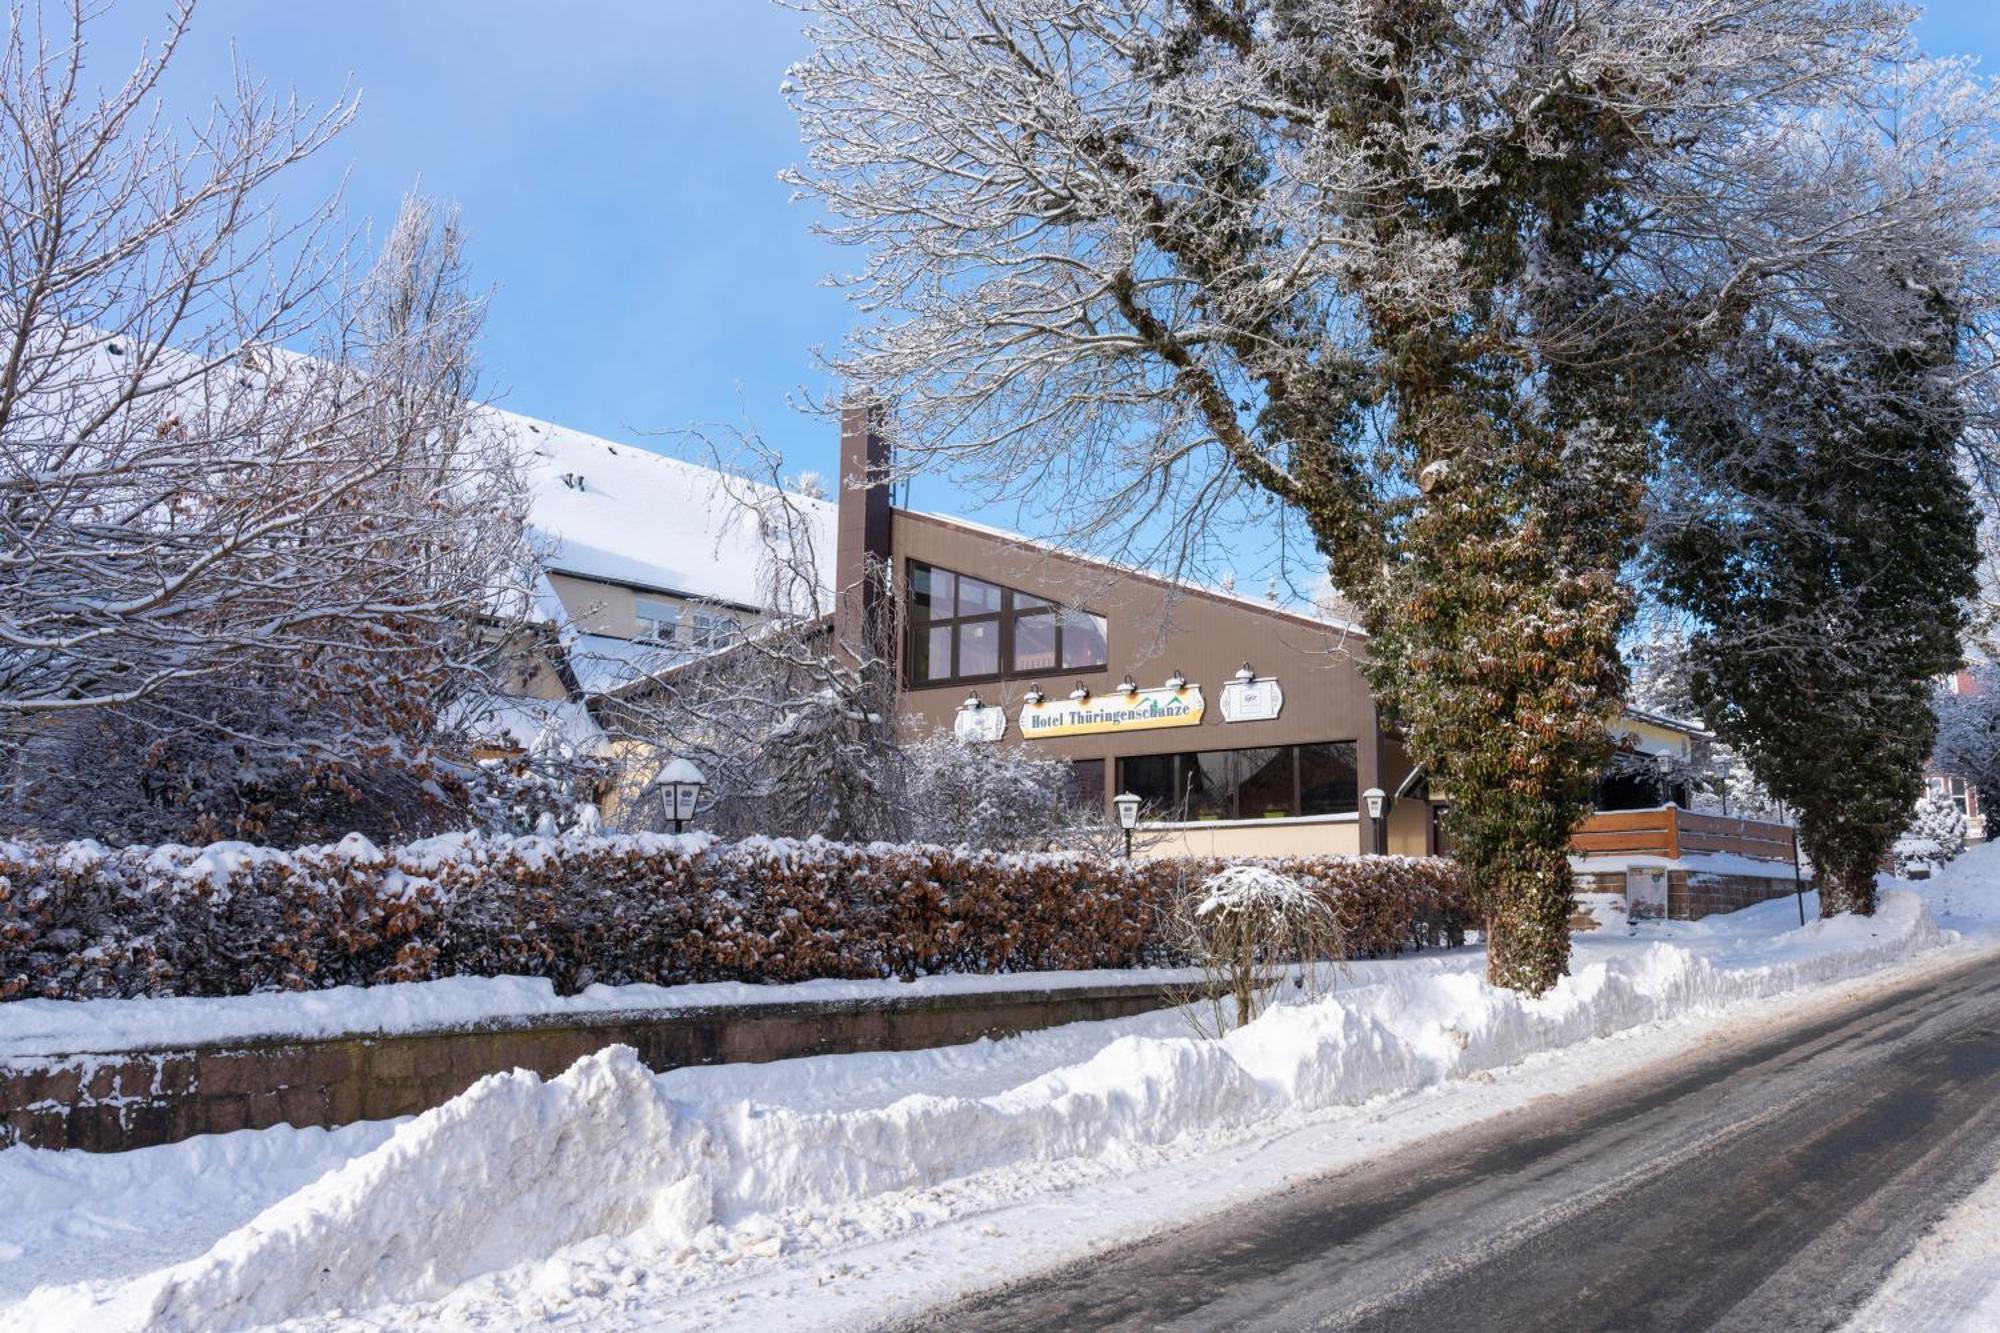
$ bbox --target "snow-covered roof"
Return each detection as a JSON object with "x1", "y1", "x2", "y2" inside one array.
[
  {"x1": 493, "y1": 407, "x2": 837, "y2": 611},
  {"x1": 1617, "y1": 707, "x2": 1714, "y2": 741},
  {"x1": 566, "y1": 633, "x2": 692, "y2": 697},
  {"x1": 902, "y1": 509, "x2": 1370, "y2": 637},
  {"x1": 448, "y1": 693, "x2": 606, "y2": 757}
]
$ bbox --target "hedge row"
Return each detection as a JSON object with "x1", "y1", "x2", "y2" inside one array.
[{"x1": 0, "y1": 832, "x2": 1474, "y2": 1001}]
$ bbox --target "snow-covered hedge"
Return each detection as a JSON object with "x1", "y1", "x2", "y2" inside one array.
[{"x1": 0, "y1": 833, "x2": 1472, "y2": 1001}]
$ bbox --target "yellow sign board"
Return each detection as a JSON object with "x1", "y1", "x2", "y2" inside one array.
[{"x1": 1019, "y1": 685, "x2": 1205, "y2": 739}]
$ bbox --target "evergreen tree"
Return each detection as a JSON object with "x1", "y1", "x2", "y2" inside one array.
[{"x1": 1651, "y1": 290, "x2": 1978, "y2": 915}]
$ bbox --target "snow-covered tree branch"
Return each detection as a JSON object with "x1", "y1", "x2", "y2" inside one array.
[{"x1": 0, "y1": 3, "x2": 531, "y2": 842}]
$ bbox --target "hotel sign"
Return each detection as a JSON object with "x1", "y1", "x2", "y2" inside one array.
[
  {"x1": 1220, "y1": 676, "x2": 1284, "y2": 723},
  {"x1": 1019, "y1": 685, "x2": 1205, "y2": 739},
  {"x1": 953, "y1": 703, "x2": 1008, "y2": 744}
]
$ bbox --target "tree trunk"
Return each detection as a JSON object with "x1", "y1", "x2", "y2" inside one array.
[
  {"x1": 1816, "y1": 858, "x2": 1880, "y2": 918},
  {"x1": 1481, "y1": 844, "x2": 1577, "y2": 996}
]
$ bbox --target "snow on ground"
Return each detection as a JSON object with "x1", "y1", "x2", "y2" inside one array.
[
  {"x1": 1842, "y1": 1160, "x2": 2000, "y2": 1333},
  {"x1": 6, "y1": 867, "x2": 1999, "y2": 1333},
  {"x1": 1831, "y1": 846, "x2": 2000, "y2": 1333}
]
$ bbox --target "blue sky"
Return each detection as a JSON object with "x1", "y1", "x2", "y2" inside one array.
[{"x1": 77, "y1": 1, "x2": 2000, "y2": 541}]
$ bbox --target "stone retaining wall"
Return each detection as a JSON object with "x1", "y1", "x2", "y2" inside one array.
[{"x1": 1, "y1": 980, "x2": 1183, "y2": 1154}]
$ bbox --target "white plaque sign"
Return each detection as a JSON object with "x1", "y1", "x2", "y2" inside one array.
[
  {"x1": 953, "y1": 704, "x2": 1008, "y2": 743},
  {"x1": 1219, "y1": 676, "x2": 1284, "y2": 723}
]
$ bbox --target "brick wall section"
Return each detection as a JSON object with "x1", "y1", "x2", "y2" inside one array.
[{"x1": 2, "y1": 981, "x2": 1182, "y2": 1154}]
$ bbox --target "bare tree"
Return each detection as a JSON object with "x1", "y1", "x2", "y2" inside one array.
[
  {"x1": 593, "y1": 426, "x2": 1104, "y2": 849},
  {"x1": 0, "y1": 3, "x2": 531, "y2": 842},
  {"x1": 592, "y1": 427, "x2": 906, "y2": 840}
]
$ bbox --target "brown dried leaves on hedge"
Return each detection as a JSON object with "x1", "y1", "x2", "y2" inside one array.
[{"x1": 0, "y1": 834, "x2": 1472, "y2": 1000}]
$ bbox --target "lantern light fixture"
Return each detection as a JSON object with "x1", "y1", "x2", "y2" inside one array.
[
  {"x1": 1069, "y1": 682, "x2": 1091, "y2": 702},
  {"x1": 1113, "y1": 791, "x2": 1142, "y2": 859},
  {"x1": 653, "y1": 756, "x2": 708, "y2": 836},
  {"x1": 960, "y1": 690, "x2": 984, "y2": 712},
  {"x1": 1023, "y1": 684, "x2": 1045, "y2": 706},
  {"x1": 1119, "y1": 674, "x2": 1139, "y2": 696},
  {"x1": 1235, "y1": 662, "x2": 1256, "y2": 683},
  {"x1": 1164, "y1": 668, "x2": 1188, "y2": 691}
]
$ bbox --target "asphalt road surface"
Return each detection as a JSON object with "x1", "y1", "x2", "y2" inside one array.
[{"x1": 906, "y1": 951, "x2": 2000, "y2": 1333}]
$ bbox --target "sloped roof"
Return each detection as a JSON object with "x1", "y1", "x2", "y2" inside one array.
[{"x1": 493, "y1": 407, "x2": 837, "y2": 611}]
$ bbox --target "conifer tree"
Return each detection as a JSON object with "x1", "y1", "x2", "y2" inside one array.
[{"x1": 1651, "y1": 290, "x2": 1978, "y2": 915}]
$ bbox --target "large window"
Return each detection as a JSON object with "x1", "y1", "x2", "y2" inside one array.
[
  {"x1": 1119, "y1": 743, "x2": 1359, "y2": 821},
  {"x1": 907, "y1": 561, "x2": 1108, "y2": 686}
]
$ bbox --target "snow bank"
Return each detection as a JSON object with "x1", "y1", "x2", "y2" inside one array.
[{"x1": 48, "y1": 890, "x2": 1941, "y2": 1333}]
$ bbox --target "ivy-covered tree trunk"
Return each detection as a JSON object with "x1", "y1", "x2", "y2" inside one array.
[{"x1": 1358, "y1": 400, "x2": 1641, "y2": 992}]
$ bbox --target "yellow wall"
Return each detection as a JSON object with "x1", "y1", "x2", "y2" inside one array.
[
  {"x1": 1138, "y1": 816, "x2": 1363, "y2": 860},
  {"x1": 1386, "y1": 796, "x2": 1430, "y2": 856}
]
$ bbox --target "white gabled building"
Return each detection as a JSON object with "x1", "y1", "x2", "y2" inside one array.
[{"x1": 459, "y1": 411, "x2": 835, "y2": 757}]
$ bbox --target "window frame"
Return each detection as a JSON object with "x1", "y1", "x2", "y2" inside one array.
[
  {"x1": 905, "y1": 559, "x2": 1108, "y2": 688},
  {"x1": 1117, "y1": 742, "x2": 1361, "y2": 822},
  {"x1": 689, "y1": 609, "x2": 739, "y2": 649},
  {"x1": 633, "y1": 596, "x2": 682, "y2": 645}
]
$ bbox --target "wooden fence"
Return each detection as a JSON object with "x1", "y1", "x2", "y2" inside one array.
[{"x1": 1571, "y1": 806, "x2": 1797, "y2": 865}]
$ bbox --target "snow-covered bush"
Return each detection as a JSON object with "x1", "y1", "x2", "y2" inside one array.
[
  {"x1": 1172, "y1": 865, "x2": 1347, "y2": 1035},
  {"x1": 1895, "y1": 790, "x2": 1968, "y2": 877},
  {"x1": 900, "y1": 734, "x2": 1092, "y2": 851},
  {"x1": 0, "y1": 835, "x2": 1470, "y2": 1001}
]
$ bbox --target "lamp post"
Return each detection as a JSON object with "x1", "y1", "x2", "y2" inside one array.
[
  {"x1": 654, "y1": 757, "x2": 706, "y2": 835},
  {"x1": 1114, "y1": 791, "x2": 1141, "y2": 860},
  {"x1": 1362, "y1": 786, "x2": 1387, "y2": 856}
]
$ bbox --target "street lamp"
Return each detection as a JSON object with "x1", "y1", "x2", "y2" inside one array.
[
  {"x1": 1114, "y1": 790, "x2": 1141, "y2": 860},
  {"x1": 1362, "y1": 786, "x2": 1387, "y2": 856},
  {"x1": 654, "y1": 756, "x2": 706, "y2": 835},
  {"x1": 1654, "y1": 749, "x2": 1676, "y2": 807}
]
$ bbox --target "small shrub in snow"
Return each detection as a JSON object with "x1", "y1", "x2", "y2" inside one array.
[
  {"x1": 0, "y1": 835, "x2": 1471, "y2": 1001},
  {"x1": 1173, "y1": 866, "x2": 1347, "y2": 1035}
]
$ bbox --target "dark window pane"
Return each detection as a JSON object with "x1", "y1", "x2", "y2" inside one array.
[
  {"x1": 1299, "y1": 742, "x2": 1358, "y2": 815},
  {"x1": 1119, "y1": 754, "x2": 1178, "y2": 815},
  {"x1": 1236, "y1": 747, "x2": 1293, "y2": 818},
  {"x1": 958, "y1": 576, "x2": 1002, "y2": 615},
  {"x1": 910, "y1": 564, "x2": 955, "y2": 620},
  {"x1": 1015, "y1": 592, "x2": 1053, "y2": 611},
  {"x1": 1064, "y1": 759, "x2": 1105, "y2": 814},
  {"x1": 1060, "y1": 610, "x2": 1108, "y2": 669},
  {"x1": 922, "y1": 626, "x2": 954, "y2": 683},
  {"x1": 1013, "y1": 611, "x2": 1057, "y2": 673},
  {"x1": 958, "y1": 620, "x2": 1000, "y2": 676},
  {"x1": 1184, "y1": 751, "x2": 1234, "y2": 819}
]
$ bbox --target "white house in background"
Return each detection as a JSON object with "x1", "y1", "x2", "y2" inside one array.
[{"x1": 458, "y1": 410, "x2": 835, "y2": 758}]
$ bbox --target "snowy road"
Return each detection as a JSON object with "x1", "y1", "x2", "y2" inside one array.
[{"x1": 919, "y1": 950, "x2": 2000, "y2": 1333}]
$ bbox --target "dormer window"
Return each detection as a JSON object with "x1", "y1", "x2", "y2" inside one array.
[
  {"x1": 691, "y1": 610, "x2": 740, "y2": 648},
  {"x1": 634, "y1": 597, "x2": 680, "y2": 644}
]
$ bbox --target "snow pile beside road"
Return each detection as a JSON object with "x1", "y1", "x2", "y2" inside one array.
[{"x1": 26, "y1": 889, "x2": 1942, "y2": 1333}]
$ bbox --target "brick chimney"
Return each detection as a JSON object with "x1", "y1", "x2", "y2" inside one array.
[{"x1": 835, "y1": 398, "x2": 893, "y2": 656}]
